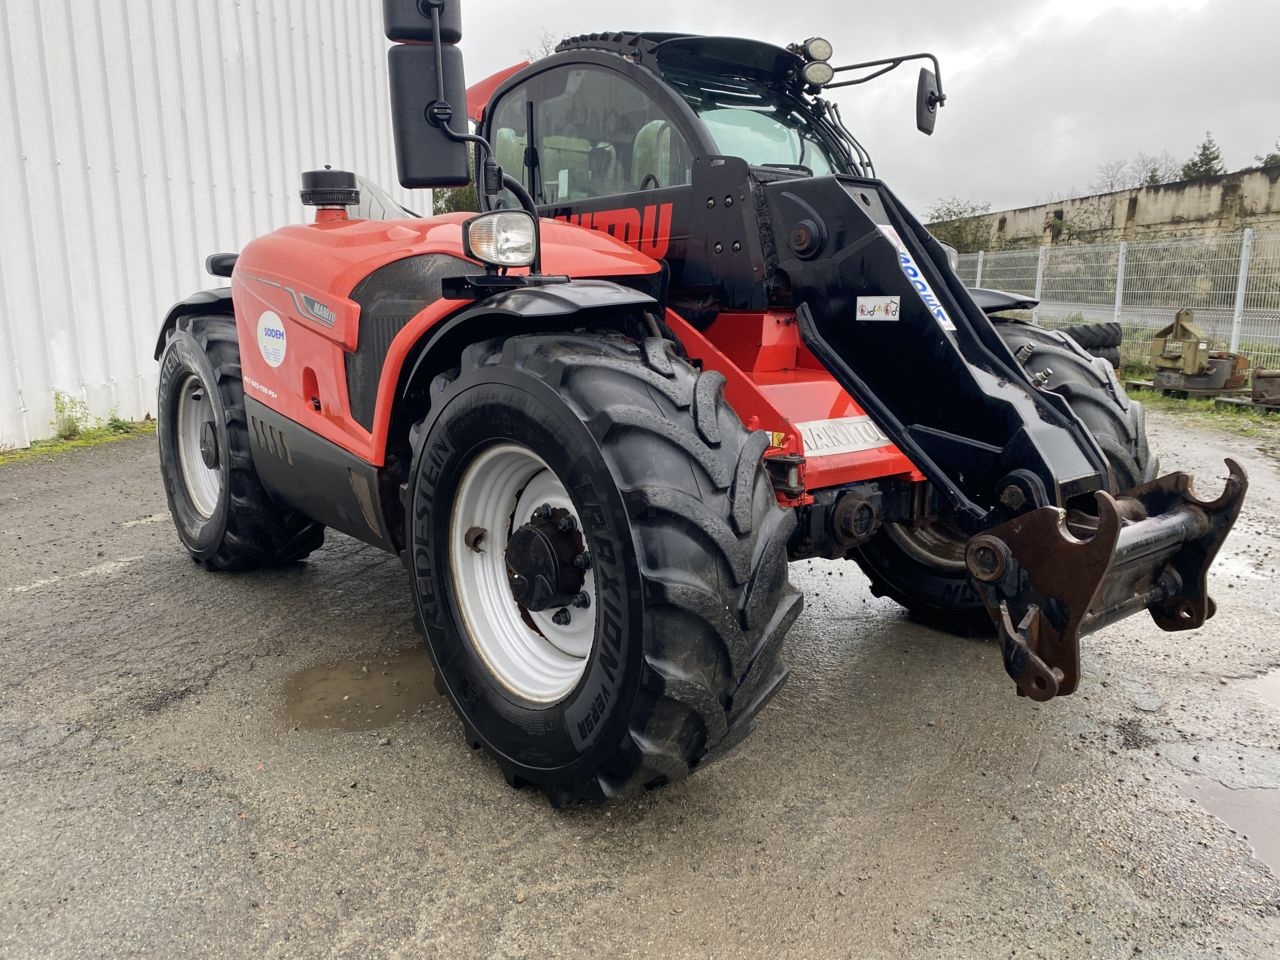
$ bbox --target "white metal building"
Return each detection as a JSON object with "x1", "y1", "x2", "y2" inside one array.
[{"x1": 0, "y1": 0, "x2": 422, "y2": 449}]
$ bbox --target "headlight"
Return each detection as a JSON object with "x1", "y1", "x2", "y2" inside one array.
[
  {"x1": 802, "y1": 60, "x2": 835, "y2": 87},
  {"x1": 803, "y1": 37, "x2": 833, "y2": 62},
  {"x1": 463, "y1": 211, "x2": 537, "y2": 268}
]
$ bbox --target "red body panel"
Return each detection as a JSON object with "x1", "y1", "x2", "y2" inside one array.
[
  {"x1": 467, "y1": 63, "x2": 528, "y2": 123},
  {"x1": 233, "y1": 211, "x2": 920, "y2": 493},
  {"x1": 669, "y1": 311, "x2": 922, "y2": 500},
  {"x1": 232, "y1": 213, "x2": 660, "y2": 466}
]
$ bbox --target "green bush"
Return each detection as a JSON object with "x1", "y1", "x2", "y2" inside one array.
[{"x1": 52, "y1": 391, "x2": 90, "y2": 441}]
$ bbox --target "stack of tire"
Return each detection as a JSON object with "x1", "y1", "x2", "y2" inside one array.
[{"x1": 1057, "y1": 320, "x2": 1122, "y2": 370}]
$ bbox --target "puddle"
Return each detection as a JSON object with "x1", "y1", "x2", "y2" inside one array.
[
  {"x1": 1182, "y1": 779, "x2": 1280, "y2": 875},
  {"x1": 1245, "y1": 669, "x2": 1280, "y2": 712},
  {"x1": 283, "y1": 647, "x2": 443, "y2": 731}
]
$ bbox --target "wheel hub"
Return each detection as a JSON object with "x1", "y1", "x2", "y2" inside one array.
[
  {"x1": 448, "y1": 444, "x2": 599, "y2": 703},
  {"x1": 506, "y1": 505, "x2": 585, "y2": 612},
  {"x1": 199, "y1": 420, "x2": 219, "y2": 469},
  {"x1": 174, "y1": 374, "x2": 223, "y2": 520}
]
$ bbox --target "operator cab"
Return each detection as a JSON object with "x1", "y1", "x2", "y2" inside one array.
[{"x1": 480, "y1": 34, "x2": 868, "y2": 209}]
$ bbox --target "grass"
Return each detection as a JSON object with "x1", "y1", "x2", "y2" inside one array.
[
  {"x1": 1126, "y1": 387, "x2": 1280, "y2": 461},
  {"x1": 0, "y1": 415, "x2": 155, "y2": 467}
]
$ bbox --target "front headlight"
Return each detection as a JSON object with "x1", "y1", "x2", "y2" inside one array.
[{"x1": 463, "y1": 211, "x2": 537, "y2": 268}]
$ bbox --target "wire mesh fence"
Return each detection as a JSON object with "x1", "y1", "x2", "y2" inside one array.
[{"x1": 957, "y1": 228, "x2": 1280, "y2": 369}]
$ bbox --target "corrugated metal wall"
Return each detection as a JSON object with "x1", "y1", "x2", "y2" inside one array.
[{"x1": 0, "y1": 0, "x2": 421, "y2": 449}]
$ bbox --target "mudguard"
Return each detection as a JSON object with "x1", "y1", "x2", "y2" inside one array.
[
  {"x1": 968, "y1": 287, "x2": 1039, "y2": 315},
  {"x1": 153, "y1": 288, "x2": 233, "y2": 359}
]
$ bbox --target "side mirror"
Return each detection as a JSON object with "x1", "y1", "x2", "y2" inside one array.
[
  {"x1": 383, "y1": 1, "x2": 471, "y2": 188},
  {"x1": 382, "y1": 0, "x2": 461, "y2": 42},
  {"x1": 916, "y1": 67, "x2": 941, "y2": 136}
]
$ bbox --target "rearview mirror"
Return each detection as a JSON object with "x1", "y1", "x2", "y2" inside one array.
[
  {"x1": 916, "y1": 67, "x2": 940, "y2": 136},
  {"x1": 384, "y1": 0, "x2": 471, "y2": 188},
  {"x1": 382, "y1": 0, "x2": 461, "y2": 43}
]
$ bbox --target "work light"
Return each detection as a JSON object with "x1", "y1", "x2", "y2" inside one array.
[
  {"x1": 463, "y1": 211, "x2": 538, "y2": 268},
  {"x1": 802, "y1": 37, "x2": 833, "y2": 62},
  {"x1": 802, "y1": 60, "x2": 835, "y2": 87}
]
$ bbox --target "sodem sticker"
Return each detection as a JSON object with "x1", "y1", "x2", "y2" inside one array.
[{"x1": 257, "y1": 310, "x2": 287, "y2": 368}]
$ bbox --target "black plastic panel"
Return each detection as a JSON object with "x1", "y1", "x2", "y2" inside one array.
[
  {"x1": 346, "y1": 254, "x2": 483, "y2": 430},
  {"x1": 246, "y1": 398, "x2": 393, "y2": 552}
]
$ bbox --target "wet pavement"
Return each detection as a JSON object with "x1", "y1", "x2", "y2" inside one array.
[
  {"x1": 283, "y1": 649, "x2": 443, "y2": 732},
  {"x1": 1, "y1": 411, "x2": 1279, "y2": 959}
]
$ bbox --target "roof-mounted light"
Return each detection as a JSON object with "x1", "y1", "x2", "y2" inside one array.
[
  {"x1": 802, "y1": 37, "x2": 833, "y2": 63},
  {"x1": 802, "y1": 60, "x2": 835, "y2": 87}
]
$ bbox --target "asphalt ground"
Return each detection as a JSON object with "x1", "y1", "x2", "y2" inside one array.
[{"x1": 1, "y1": 411, "x2": 1278, "y2": 959}]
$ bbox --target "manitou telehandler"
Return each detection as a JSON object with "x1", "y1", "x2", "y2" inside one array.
[{"x1": 155, "y1": 1, "x2": 1246, "y2": 804}]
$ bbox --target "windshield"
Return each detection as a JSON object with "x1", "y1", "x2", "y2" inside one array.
[{"x1": 660, "y1": 66, "x2": 848, "y2": 176}]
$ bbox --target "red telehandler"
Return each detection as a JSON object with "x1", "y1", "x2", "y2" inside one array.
[{"x1": 155, "y1": 1, "x2": 1245, "y2": 804}]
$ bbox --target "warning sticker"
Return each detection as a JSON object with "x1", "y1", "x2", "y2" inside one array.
[
  {"x1": 856, "y1": 295, "x2": 901, "y2": 321},
  {"x1": 257, "y1": 310, "x2": 287, "y2": 368}
]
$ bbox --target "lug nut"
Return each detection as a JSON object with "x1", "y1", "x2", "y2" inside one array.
[
  {"x1": 573, "y1": 553, "x2": 592, "y2": 571},
  {"x1": 557, "y1": 515, "x2": 577, "y2": 533},
  {"x1": 551, "y1": 608, "x2": 572, "y2": 626},
  {"x1": 532, "y1": 503, "x2": 552, "y2": 521},
  {"x1": 572, "y1": 592, "x2": 591, "y2": 609}
]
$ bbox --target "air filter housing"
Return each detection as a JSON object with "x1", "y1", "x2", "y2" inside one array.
[{"x1": 300, "y1": 168, "x2": 360, "y2": 207}]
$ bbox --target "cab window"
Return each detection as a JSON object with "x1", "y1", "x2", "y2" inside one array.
[{"x1": 493, "y1": 65, "x2": 693, "y2": 204}]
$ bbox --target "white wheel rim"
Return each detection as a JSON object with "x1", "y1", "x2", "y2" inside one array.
[
  {"x1": 449, "y1": 444, "x2": 597, "y2": 703},
  {"x1": 175, "y1": 373, "x2": 222, "y2": 519}
]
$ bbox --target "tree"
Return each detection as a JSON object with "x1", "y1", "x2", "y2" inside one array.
[
  {"x1": 1132, "y1": 150, "x2": 1181, "y2": 187},
  {"x1": 925, "y1": 197, "x2": 992, "y2": 253},
  {"x1": 1181, "y1": 132, "x2": 1226, "y2": 181},
  {"x1": 1256, "y1": 138, "x2": 1280, "y2": 169},
  {"x1": 521, "y1": 29, "x2": 560, "y2": 62},
  {"x1": 433, "y1": 144, "x2": 481, "y2": 215},
  {"x1": 1091, "y1": 151, "x2": 1182, "y2": 194},
  {"x1": 1092, "y1": 159, "x2": 1129, "y2": 193},
  {"x1": 433, "y1": 183, "x2": 480, "y2": 214}
]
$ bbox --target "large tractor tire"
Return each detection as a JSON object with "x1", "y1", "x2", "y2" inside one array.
[
  {"x1": 1058, "y1": 320, "x2": 1122, "y2": 351},
  {"x1": 406, "y1": 332, "x2": 800, "y2": 804},
  {"x1": 1058, "y1": 321, "x2": 1123, "y2": 369},
  {"x1": 850, "y1": 322, "x2": 1156, "y2": 633},
  {"x1": 157, "y1": 315, "x2": 324, "y2": 570}
]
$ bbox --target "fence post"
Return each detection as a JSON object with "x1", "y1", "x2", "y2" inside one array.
[
  {"x1": 975, "y1": 250, "x2": 985, "y2": 287},
  {"x1": 1032, "y1": 246, "x2": 1047, "y2": 322},
  {"x1": 1113, "y1": 241, "x2": 1127, "y2": 325},
  {"x1": 1229, "y1": 227, "x2": 1254, "y2": 353}
]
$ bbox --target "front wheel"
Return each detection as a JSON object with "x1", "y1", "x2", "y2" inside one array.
[{"x1": 407, "y1": 333, "x2": 801, "y2": 803}]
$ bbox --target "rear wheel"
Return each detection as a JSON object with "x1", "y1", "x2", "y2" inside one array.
[
  {"x1": 407, "y1": 332, "x2": 800, "y2": 803},
  {"x1": 157, "y1": 314, "x2": 324, "y2": 570},
  {"x1": 851, "y1": 322, "x2": 1156, "y2": 632}
]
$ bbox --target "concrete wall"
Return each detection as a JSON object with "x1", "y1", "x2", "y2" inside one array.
[
  {"x1": 976, "y1": 168, "x2": 1280, "y2": 249},
  {"x1": 0, "y1": 0, "x2": 422, "y2": 450}
]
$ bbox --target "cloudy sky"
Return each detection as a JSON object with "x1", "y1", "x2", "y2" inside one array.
[{"x1": 457, "y1": 0, "x2": 1280, "y2": 215}]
